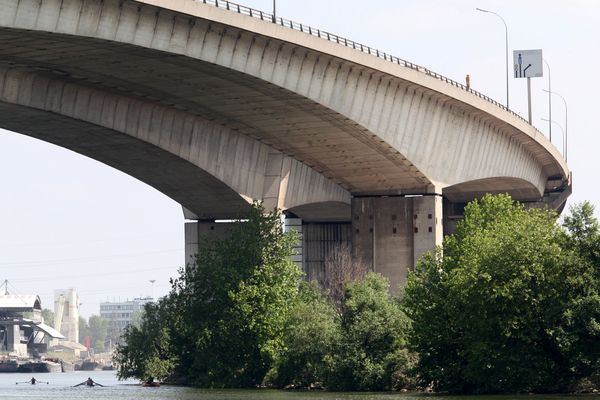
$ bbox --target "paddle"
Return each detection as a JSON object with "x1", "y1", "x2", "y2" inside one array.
[{"x1": 73, "y1": 381, "x2": 105, "y2": 387}]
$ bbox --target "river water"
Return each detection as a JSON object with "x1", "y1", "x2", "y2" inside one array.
[{"x1": 0, "y1": 370, "x2": 599, "y2": 400}]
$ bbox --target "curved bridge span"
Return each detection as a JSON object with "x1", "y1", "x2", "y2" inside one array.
[{"x1": 0, "y1": 0, "x2": 570, "y2": 289}]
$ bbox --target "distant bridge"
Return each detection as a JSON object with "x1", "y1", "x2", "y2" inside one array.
[{"x1": 0, "y1": 0, "x2": 570, "y2": 289}]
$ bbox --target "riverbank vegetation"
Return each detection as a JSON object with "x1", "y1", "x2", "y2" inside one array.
[{"x1": 115, "y1": 196, "x2": 600, "y2": 394}]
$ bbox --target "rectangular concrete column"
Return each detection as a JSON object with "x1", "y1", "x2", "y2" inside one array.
[
  {"x1": 283, "y1": 217, "x2": 303, "y2": 270},
  {"x1": 351, "y1": 195, "x2": 442, "y2": 292},
  {"x1": 184, "y1": 220, "x2": 231, "y2": 267},
  {"x1": 412, "y1": 195, "x2": 443, "y2": 263},
  {"x1": 5, "y1": 324, "x2": 18, "y2": 352},
  {"x1": 262, "y1": 152, "x2": 291, "y2": 211}
]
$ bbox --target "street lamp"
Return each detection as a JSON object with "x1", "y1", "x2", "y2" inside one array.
[
  {"x1": 149, "y1": 279, "x2": 156, "y2": 300},
  {"x1": 542, "y1": 89, "x2": 568, "y2": 162},
  {"x1": 476, "y1": 8, "x2": 509, "y2": 109},
  {"x1": 541, "y1": 118, "x2": 565, "y2": 157},
  {"x1": 272, "y1": 0, "x2": 276, "y2": 23},
  {"x1": 542, "y1": 59, "x2": 551, "y2": 142}
]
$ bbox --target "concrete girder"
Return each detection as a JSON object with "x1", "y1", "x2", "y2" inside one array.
[
  {"x1": 0, "y1": 0, "x2": 569, "y2": 203},
  {"x1": 0, "y1": 65, "x2": 350, "y2": 218}
]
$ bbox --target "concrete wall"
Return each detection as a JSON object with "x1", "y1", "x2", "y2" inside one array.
[{"x1": 352, "y1": 195, "x2": 442, "y2": 291}]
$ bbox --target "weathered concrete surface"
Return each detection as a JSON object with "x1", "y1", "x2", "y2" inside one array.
[
  {"x1": 352, "y1": 195, "x2": 442, "y2": 291},
  {"x1": 0, "y1": 65, "x2": 350, "y2": 218},
  {"x1": 0, "y1": 0, "x2": 571, "y2": 285},
  {"x1": 0, "y1": 0, "x2": 569, "y2": 202}
]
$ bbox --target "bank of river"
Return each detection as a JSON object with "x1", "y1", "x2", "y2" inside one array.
[{"x1": 0, "y1": 370, "x2": 598, "y2": 400}]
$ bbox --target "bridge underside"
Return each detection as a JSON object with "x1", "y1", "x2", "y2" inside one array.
[
  {"x1": 0, "y1": 0, "x2": 571, "y2": 291},
  {"x1": 0, "y1": 101, "x2": 250, "y2": 218},
  {"x1": 0, "y1": 28, "x2": 429, "y2": 194}
]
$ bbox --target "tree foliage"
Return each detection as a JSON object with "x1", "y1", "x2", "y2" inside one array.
[
  {"x1": 326, "y1": 272, "x2": 414, "y2": 391},
  {"x1": 41, "y1": 308, "x2": 54, "y2": 327},
  {"x1": 559, "y1": 201, "x2": 600, "y2": 387},
  {"x1": 267, "y1": 281, "x2": 340, "y2": 388},
  {"x1": 404, "y1": 194, "x2": 600, "y2": 393},
  {"x1": 88, "y1": 315, "x2": 108, "y2": 351},
  {"x1": 113, "y1": 298, "x2": 178, "y2": 381},
  {"x1": 115, "y1": 202, "x2": 302, "y2": 386},
  {"x1": 321, "y1": 243, "x2": 368, "y2": 314}
]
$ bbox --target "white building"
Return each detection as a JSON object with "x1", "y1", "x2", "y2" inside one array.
[{"x1": 99, "y1": 297, "x2": 153, "y2": 337}]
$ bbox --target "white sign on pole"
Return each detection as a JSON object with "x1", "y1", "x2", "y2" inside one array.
[{"x1": 513, "y1": 49, "x2": 543, "y2": 78}]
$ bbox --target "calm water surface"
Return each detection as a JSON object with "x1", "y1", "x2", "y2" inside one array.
[{"x1": 0, "y1": 370, "x2": 598, "y2": 400}]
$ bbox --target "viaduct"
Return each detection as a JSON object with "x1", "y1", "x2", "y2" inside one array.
[{"x1": 0, "y1": 0, "x2": 570, "y2": 290}]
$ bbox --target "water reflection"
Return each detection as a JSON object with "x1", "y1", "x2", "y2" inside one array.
[{"x1": 0, "y1": 371, "x2": 598, "y2": 400}]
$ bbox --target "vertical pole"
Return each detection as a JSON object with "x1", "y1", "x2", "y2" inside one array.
[
  {"x1": 565, "y1": 103, "x2": 568, "y2": 162},
  {"x1": 272, "y1": 0, "x2": 276, "y2": 23},
  {"x1": 544, "y1": 60, "x2": 552, "y2": 142},
  {"x1": 504, "y1": 20, "x2": 509, "y2": 109},
  {"x1": 527, "y1": 77, "x2": 532, "y2": 124}
]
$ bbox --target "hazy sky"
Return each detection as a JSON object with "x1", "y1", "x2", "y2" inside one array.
[{"x1": 0, "y1": 0, "x2": 596, "y2": 317}]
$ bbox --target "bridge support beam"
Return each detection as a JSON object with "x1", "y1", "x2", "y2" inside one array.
[
  {"x1": 184, "y1": 220, "x2": 231, "y2": 267},
  {"x1": 351, "y1": 195, "x2": 443, "y2": 291}
]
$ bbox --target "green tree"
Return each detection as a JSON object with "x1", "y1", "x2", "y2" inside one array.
[
  {"x1": 404, "y1": 194, "x2": 585, "y2": 393},
  {"x1": 560, "y1": 202, "x2": 600, "y2": 385},
  {"x1": 327, "y1": 272, "x2": 414, "y2": 391},
  {"x1": 88, "y1": 315, "x2": 108, "y2": 351},
  {"x1": 116, "y1": 202, "x2": 302, "y2": 386},
  {"x1": 114, "y1": 298, "x2": 179, "y2": 381},
  {"x1": 78, "y1": 316, "x2": 90, "y2": 345},
  {"x1": 268, "y1": 281, "x2": 340, "y2": 388},
  {"x1": 41, "y1": 308, "x2": 54, "y2": 327}
]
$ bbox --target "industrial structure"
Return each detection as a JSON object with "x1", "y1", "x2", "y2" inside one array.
[
  {"x1": 0, "y1": 292, "x2": 64, "y2": 357},
  {"x1": 53, "y1": 289, "x2": 80, "y2": 344},
  {"x1": 0, "y1": 0, "x2": 571, "y2": 290}
]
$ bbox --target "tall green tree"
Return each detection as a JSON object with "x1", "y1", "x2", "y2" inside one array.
[
  {"x1": 88, "y1": 315, "x2": 108, "y2": 351},
  {"x1": 115, "y1": 202, "x2": 302, "y2": 386},
  {"x1": 268, "y1": 281, "x2": 340, "y2": 388},
  {"x1": 114, "y1": 298, "x2": 179, "y2": 382},
  {"x1": 404, "y1": 194, "x2": 585, "y2": 393},
  {"x1": 327, "y1": 272, "x2": 414, "y2": 391},
  {"x1": 560, "y1": 202, "x2": 600, "y2": 385}
]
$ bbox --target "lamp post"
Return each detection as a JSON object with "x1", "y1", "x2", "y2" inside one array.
[
  {"x1": 542, "y1": 89, "x2": 568, "y2": 162},
  {"x1": 541, "y1": 118, "x2": 565, "y2": 158},
  {"x1": 272, "y1": 0, "x2": 276, "y2": 23},
  {"x1": 149, "y1": 279, "x2": 156, "y2": 300},
  {"x1": 476, "y1": 8, "x2": 509, "y2": 109},
  {"x1": 542, "y1": 59, "x2": 551, "y2": 142}
]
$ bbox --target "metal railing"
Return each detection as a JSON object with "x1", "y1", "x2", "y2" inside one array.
[{"x1": 197, "y1": 0, "x2": 531, "y2": 126}]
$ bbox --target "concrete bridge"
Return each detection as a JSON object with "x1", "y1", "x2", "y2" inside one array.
[{"x1": 0, "y1": 0, "x2": 570, "y2": 290}]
